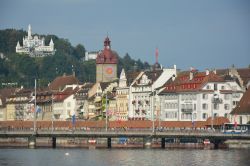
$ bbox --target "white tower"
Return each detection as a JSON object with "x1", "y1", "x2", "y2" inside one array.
[
  {"x1": 49, "y1": 38, "x2": 54, "y2": 51},
  {"x1": 28, "y1": 24, "x2": 32, "y2": 39},
  {"x1": 119, "y1": 68, "x2": 127, "y2": 88}
]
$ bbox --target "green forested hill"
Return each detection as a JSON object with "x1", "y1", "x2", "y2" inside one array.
[{"x1": 0, "y1": 29, "x2": 150, "y2": 88}]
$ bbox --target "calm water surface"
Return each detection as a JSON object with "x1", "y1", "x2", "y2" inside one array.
[{"x1": 0, "y1": 148, "x2": 249, "y2": 166}]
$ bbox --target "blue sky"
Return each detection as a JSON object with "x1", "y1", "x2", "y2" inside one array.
[{"x1": 0, "y1": 0, "x2": 249, "y2": 70}]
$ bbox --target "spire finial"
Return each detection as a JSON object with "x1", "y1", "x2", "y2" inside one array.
[{"x1": 104, "y1": 36, "x2": 111, "y2": 49}]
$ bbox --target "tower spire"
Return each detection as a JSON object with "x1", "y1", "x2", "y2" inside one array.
[
  {"x1": 104, "y1": 36, "x2": 111, "y2": 49},
  {"x1": 155, "y1": 47, "x2": 159, "y2": 64},
  {"x1": 28, "y1": 24, "x2": 32, "y2": 39}
]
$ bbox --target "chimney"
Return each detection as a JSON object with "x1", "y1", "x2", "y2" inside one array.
[
  {"x1": 189, "y1": 72, "x2": 193, "y2": 80},
  {"x1": 174, "y1": 64, "x2": 176, "y2": 69},
  {"x1": 172, "y1": 74, "x2": 176, "y2": 81},
  {"x1": 63, "y1": 73, "x2": 66, "y2": 77},
  {"x1": 213, "y1": 69, "x2": 217, "y2": 74},
  {"x1": 205, "y1": 69, "x2": 209, "y2": 76}
]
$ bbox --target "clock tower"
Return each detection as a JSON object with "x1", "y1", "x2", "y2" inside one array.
[{"x1": 96, "y1": 37, "x2": 118, "y2": 82}]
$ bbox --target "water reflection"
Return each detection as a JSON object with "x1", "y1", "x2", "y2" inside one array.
[{"x1": 0, "y1": 149, "x2": 249, "y2": 166}]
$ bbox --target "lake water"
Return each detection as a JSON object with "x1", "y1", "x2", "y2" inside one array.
[{"x1": 0, "y1": 148, "x2": 249, "y2": 166}]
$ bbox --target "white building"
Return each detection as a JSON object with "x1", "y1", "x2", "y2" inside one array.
[
  {"x1": 16, "y1": 24, "x2": 55, "y2": 57},
  {"x1": 53, "y1": 86, "x2": 79, "y2": 120},
  {"x1": 128, "y1": 66, "x2": 177, "y2": 120},
  {"x1": 159, "y1": 70, "x2": 244, "y2": 122},
  {"x1": 85, "y1": 51, "x2": 98, "y2": 61}
]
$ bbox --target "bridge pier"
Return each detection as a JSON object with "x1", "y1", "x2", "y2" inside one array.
[
  {"x1": 213, "y1": 139, "x2": 223, "y2": 149},
  {"x1": 161, "y1": 138, "x2": 165, "y2": 148},
  {"x1": 52, "y1": 136, "x2": 56, "y2": 148},
  {"x1": 28, "y1": 136, "x2": 36, "y2": 149},
  {"x1": 107, "y1": 137, "x2": 111, "y2": 148}
]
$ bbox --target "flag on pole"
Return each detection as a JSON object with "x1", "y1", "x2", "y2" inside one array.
[
  {"x1": 72, "y1": 114, "x2": 76, "y2": 126},
  {"x1": 36, "y1": 105, "x2": 42, "y2": 113}
]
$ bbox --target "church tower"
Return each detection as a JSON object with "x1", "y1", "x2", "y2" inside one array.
[{"x1": 96, "y1": 37, "x2": 118, "y2": 82}]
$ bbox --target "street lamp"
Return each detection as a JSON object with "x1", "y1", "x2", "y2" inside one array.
[
  {"x1": 150, "y1": 90, "x2": 156, "y2": 134},
  {"x1": 51, "y1": 93, "x2": 54, "y2": 133},
  {"x1": 33, "y1": 79, "x2": 37, "y2": 134},
  {"x1": 105, "y1": 93, "x2": 108, "y2": 132}
]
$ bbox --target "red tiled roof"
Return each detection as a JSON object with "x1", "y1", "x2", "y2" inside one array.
[
  {"x1": 53, "y1": 87, "x2": 79, "y2": 102},
  {"x1": 49, "y1": 74, "x2": 80, "y2": 91},
  {"x1": 0, "y1": 88, "x2": 17, "y2": 107},
  {"x1": 205, "y1": 117, "x2": 230, "y2": 126},
  {"x1": 231, "y1": 88, "x2": 250, "y2": 115},
  {"x1": 126, "y1": 71, "x2": 142, "y2": 85},
  {"x1": 96, "y1": 37, "x2": 118, "y2": 64},
  {"x1": 133, "y1": 70, "x2": 163, "y2": 87},
  {"x1": 161, "y1": 71, "x2": 224, "y2": 93},
  {"x1": 237, "y1": 68, "x2": 250, "y2": 87}
]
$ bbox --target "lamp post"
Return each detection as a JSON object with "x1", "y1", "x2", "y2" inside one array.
[
  {"x1": 33, "y1": 79, "x2": 37, "y2": 134},
  {"x1": 105, "y1": 93, "x2": 108, "y2": 132},
  {"x1": 150, "y1": 90, "x2": 156, "y2": 134},
  {"x1": 51, "y1": 93, "x2": 54, "y2": 133}
]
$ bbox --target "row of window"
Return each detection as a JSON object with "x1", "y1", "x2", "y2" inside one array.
[
  {"x1": 202, "y1": 94, "x2": 230, "y2": 100},
  {"x1": 117, "y1": 90, "x2": 128, "y2": 95},
  {"x1": 181, "y1": 104, "x2": 196, "y2": 110},
  {"x1": 165, "y1": 112, "x2": 229, "y2": 120},
  {"x1": 165, "y1": 112, "x2": 177, "y2": 119},
  {"x1": 165, "y1": 103, "x2": 178, "y2": 109},
  {"x1": 181, "y1": 94, "x2": 197, "y2": 100},
  {"x1": 202, "y1": 103, "x2": 230, "y2": 110},
  {"x1": 202, "y1": 113, "x2": 228, "y2": 119},
  {"x1": 164, "y1": 95, "x2": 178, "y2": 100},
  {"x1": 181, "y1": 113, "x2": 197, "y2": 120},
  {"x1": 133, "y1": 87, "x2": 151, "y2": 92}
]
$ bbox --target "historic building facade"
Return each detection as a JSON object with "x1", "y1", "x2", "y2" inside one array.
[
  {"x1": 96, "y1": 37, "x2": 118, "y2": 82},
  {"x1": 16, "y1": 24, "x2": 55, "y2": 57},
  {"x1": 116, "y1": 69, "x2": 129, "y2": 121},
  {"x1": 128, "y1": 66, "x2": 177, "y2": 120},
  {"x1": 159, "y1": 70, "x2": 243, "y2": 121}
]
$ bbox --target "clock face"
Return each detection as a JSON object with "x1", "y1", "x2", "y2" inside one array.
[{"x1": 105, "y1": 66, "x2": 114, "y2": 75}]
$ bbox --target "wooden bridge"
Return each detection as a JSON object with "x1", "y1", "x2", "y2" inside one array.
[{"x1": 0, "y1": 130, "x2": 249, "y2": 149}]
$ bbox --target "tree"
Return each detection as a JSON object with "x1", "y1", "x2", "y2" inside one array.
[{"x1": 73, "y1": 44, "x2": 86, "y2": 60}]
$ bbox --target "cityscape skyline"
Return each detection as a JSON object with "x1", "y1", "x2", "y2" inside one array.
[{"x1": 0, "y1": 0, "x2": 249, "y2": 70}]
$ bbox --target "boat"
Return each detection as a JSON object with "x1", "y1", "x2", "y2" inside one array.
[
  {"x1": 203, "y1": 139, "x2": 210, "y2": 145},
  {"x1": 88, "y1": 139, "x2": 97, "y2": 144}
]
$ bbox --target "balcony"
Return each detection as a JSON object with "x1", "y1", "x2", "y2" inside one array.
[
  {"x1": 181, "y1": 109, "x2": 193, "y2": 113},
  {"x1": 94, "y1": 96, "x2": 102, "y2": 103}
]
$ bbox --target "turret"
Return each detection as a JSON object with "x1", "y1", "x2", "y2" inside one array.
[
  {"x1": 119, "y1": 68, "x2": 127, "y2": 87},
  {"x1": 49, "y1": 38, "x2": 54, "y2": 46},
  {"x1": 28, "y1": 24, "x2": 32, "y2": 39},
  {"x1": 16, "y1": 41, "x2": 22, "y2": 53},
  {"x1": 49, "y1": 38, "x2": 54, "y2": 51},
  {"x1": 16, "y1": 41, "x2": 20, "y2": 48}
]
